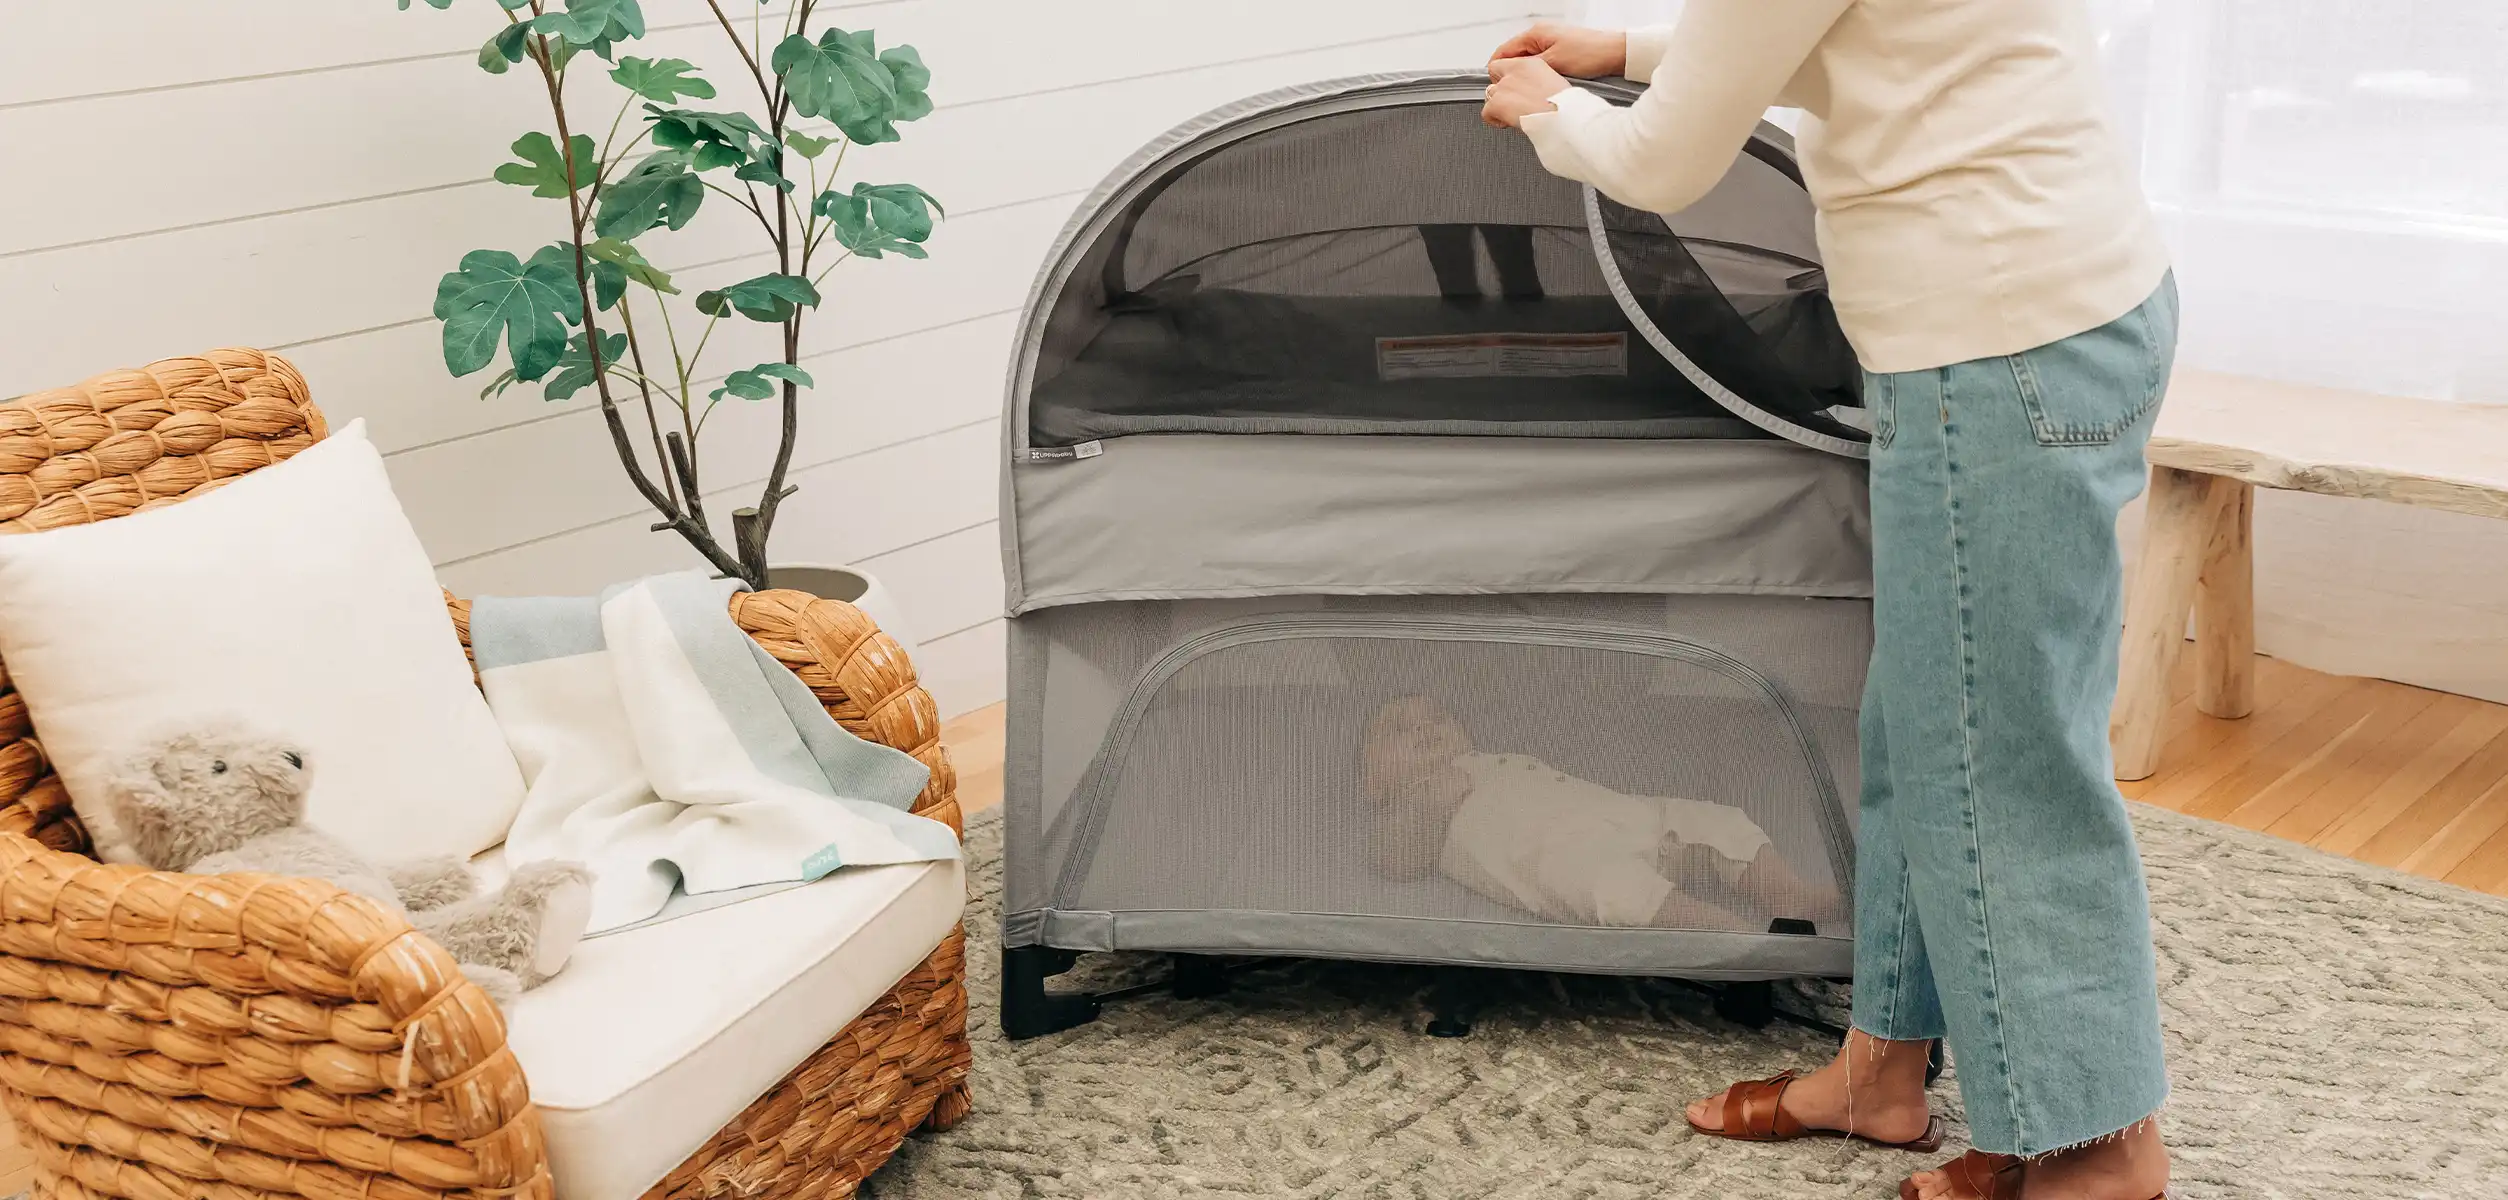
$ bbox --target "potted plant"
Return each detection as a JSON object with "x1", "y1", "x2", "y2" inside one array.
[{"x1": 404, "y1": 0, "x2": 940, "y2": 639}]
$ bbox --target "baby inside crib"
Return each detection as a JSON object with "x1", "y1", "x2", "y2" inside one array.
[{"x1": 1360, "y1": 696, "x2": 1838, "y2": 931}]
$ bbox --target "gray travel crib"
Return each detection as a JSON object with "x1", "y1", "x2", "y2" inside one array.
[{"x1": 997, "y1": 71, "x2": 1876, "y2": 1039}]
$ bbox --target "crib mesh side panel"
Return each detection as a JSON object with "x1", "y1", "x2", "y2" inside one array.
[
  {"x1": 1026, "y1": 99, "x2": 1856, "y2": 445},
  {"x1": 1007, "y1": 593, "x2": 1868, "y2": 967}
]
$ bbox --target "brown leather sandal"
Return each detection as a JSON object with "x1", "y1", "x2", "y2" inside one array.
[
  {"x1": 1898, "y1": 1150, "x2": 2169, "y2": 1200},
  {"x1": 1685, "y1": 1069, "x2": 1948, "y2": 1152}
]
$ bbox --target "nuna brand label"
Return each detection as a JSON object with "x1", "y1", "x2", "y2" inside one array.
[{"x1": 1376, "y1": 332, "x2": 1628, "y2": 380}]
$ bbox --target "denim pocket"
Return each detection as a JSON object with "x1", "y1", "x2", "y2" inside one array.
[
  {"x1": 2009, "y1": 280, "x2": 2178, "y2": 447},
  {"x1": 1863, "y1": 370, "x2": 1897, "y2": 450}
]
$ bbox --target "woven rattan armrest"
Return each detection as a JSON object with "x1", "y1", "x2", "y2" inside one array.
[{"x1": 0, "y1": 836, "x2": 548, "y2": 1200}]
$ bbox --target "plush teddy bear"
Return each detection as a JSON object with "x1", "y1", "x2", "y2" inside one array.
[{"x1": 100, "y1": 722, "x2": 593, "y2": 1004}]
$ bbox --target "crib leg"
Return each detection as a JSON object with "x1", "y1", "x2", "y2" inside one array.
[
  {"x1": 1001, "y1": 945, "x2": 1099, "y2": 1040},
  {"x1": 1714, "y1": 980, "x2": 1776, "y2": 1029},
  {"x1": 1426, "y1": 967, "x2": 1484, "y2": 1038},
  {"x1": 1170, "y1": 953, "x2": 1231, "y2": 1000}
]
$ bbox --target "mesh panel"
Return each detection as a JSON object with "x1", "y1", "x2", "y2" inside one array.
[
  {"x1": 1027, "y1": 96, "x2": 1860, "y2": 447},
  {"x1": 1008, "y1": 594, "x2": 1866, "y2": 958},
  {"x1": 1593, "y1": 188, "x2": 1867, "y2": 444}
]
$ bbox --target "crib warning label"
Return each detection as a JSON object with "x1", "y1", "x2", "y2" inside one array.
[{"x1": 1375, "y1": 332, "x2": 1628, "y2": 381}]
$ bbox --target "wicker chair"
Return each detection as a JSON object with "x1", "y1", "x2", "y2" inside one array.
[{"x1": 0, "y1": 350, "x2": 973, "y2": 1200}]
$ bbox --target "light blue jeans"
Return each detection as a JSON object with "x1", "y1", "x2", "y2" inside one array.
[{"x1": 1849, "y1": 277, "x2": 2179, "y2": 1157}]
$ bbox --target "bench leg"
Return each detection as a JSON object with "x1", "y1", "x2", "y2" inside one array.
[
  {"x1": 2113, "y1": 466, "x2": 2243, "y2": 781},
  {"x1": 2195, "y1": 482, "x2": 2257, "y2": 719}
]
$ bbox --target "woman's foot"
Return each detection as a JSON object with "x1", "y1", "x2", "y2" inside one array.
[
  {"x1": 1903, "y1": 1120, "x2": 2170, "y2": 1199},
  {"x1": 1686, "y1": 1029, "x2": 1936, "y2": 1146}
]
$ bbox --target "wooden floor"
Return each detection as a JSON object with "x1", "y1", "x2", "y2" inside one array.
[
  {"x1": 942, "y1": 647, "x2": 2508, "y2": 899},
  {"x1": 2118, "y1": 649, "x2": 2508, "y2": 896},
  {"x1": 0, "y1": 649, "x2": 2496, "y2": 1187}
]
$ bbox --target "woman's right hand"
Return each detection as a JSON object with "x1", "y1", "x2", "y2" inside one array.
[{"x1": 1488, "y1": 22, "x2": 1628, "y2": 80}]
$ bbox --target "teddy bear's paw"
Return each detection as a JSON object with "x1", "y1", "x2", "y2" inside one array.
[
  {"x1": 506, "y1": 861, "x2": 594, "y2": 981},
  {"x1": 530, "y1": 877, "x2": 592, "y2": 979}
]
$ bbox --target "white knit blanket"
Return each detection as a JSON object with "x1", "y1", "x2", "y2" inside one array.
[{"x1": 468, "y1": 572, "x2": 959, "y2": 935}]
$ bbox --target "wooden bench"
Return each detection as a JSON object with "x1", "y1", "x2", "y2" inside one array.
[{"x1": 2110, "y1": 370, "x2": 2508, "y2": 781}]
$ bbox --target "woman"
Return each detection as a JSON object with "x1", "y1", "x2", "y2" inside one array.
[{"x1": 1482, "y1": 5, "x2": 2177, "y2": 1200}]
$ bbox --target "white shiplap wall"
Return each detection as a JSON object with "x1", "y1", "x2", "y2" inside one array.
[{"x1": 0, "y1": 0, "x2": 1544, "y2": 717}]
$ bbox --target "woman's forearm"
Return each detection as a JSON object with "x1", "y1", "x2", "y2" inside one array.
[{"x1": 1521, "y1": 1, "x2": 1847, "y2": 215}]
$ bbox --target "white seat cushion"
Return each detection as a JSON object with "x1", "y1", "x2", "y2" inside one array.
[{"x1": 492, "y1": 854, "x2": 966, "y2": 1200}]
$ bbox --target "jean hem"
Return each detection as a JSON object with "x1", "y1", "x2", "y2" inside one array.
[
  {"x1": 1989, "y1": 1089, "x2": 2171, "y2": 1160},
  {"x1": 1848, "y1": 1017, "x2": 1946, "y2": 1045}
]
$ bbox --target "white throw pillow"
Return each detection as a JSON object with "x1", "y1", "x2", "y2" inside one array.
[{"x1": 0, "y1": 420, "x2": 525, "y2": 865}]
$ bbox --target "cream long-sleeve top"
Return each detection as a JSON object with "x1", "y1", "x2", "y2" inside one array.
[{"x1": 1520, "y1": 0, "x2": 2170, "y2": 374}]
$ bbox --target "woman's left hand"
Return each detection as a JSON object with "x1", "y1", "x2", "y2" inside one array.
[{"x1": 1483, "y1": 55, "x2": 1569, "y2": 130}]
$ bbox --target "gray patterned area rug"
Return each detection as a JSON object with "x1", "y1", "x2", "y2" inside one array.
[{"x1": 869, "y1": 806, "x2": 2508, "y2": 1199}]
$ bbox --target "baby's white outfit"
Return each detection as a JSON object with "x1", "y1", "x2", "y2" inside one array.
[{"x1": 1437, "y1": 752, "x2": 1772, "y2": 926}]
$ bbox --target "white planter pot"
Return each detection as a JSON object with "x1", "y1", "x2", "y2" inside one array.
[{"x1": 764, "y1": 563, "x2": 920, "y2": 661}]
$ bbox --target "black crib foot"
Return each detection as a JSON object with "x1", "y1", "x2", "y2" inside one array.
[
  {"x1": 1001, "y1": 945, "x2": 1099, "y2": 1040},
  {"x1": 1425, "y1": 967, "x2": 1484, "y2": 1038},
  {"x1": 1171, "y1": 953, "x2": 1232, "y2": 1000},
  {"x1": 1714, "y1": 980, "x2": 1777, "y2": 1030}
]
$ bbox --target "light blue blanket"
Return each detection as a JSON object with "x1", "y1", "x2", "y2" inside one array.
[{"x1": 470, "y1": 572, "x2": 959, "y2": 935}]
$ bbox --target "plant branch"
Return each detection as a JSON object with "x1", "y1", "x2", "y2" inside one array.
[
  {"x1": 702, "y1": 0, "x2": 775, "y2": 103},
  {"x1": 653, "y1": 288, "x2": 687, "y2": 384},
  {"x1": 688, "y1": 313, "x2": 724, "y2": 375},
  {"x1": 799, "y1": 134, "x2": 848, "y2": 267},
  {"x1": 585, "y1": 92, "x2": 643, "y2": 209},
  {"x1": 736, "y1": 80, "x2": 812, "y2": 584},
  {"x1": 808, "y1": 248, "x2": 854, "y2": 291},
  {"x1": 597, "y1": 131, "x2": 650, "y2": 192},
  {"x1": 798, "y1": 151, "x2": 823, "y2": 268},
  {"x1": 743, "y1": 179, "x2": 772, "y2": 230},
  {"x1": 657, "y1": 304, "x2": 704, "y2": 504},
  {"x1": 612, "y1": 295, "x2": 680, "y2": 508},
  {"x1": 665, "y1": 433, "x2": 713, "y2": 539},
  {"x1": 679, "y1": 315, "x2": 714, "y2": 489},
  {"x1": 533, "y1": 24, "x2": 750, "y2": 584},
  {"x1": 586, "y1": 363, "x2": 673, "y2": 392},
  {"x1": 744, "y1": 225, "x2": 804, "y2": 581},
  {"x1": 758, "y1": 2, "x2": 813, "y2": 190},
  {"x1": 703, "y1": 180, "x2": 778, "y2": 239}
]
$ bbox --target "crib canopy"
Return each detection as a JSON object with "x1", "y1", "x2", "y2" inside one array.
[
  {"x1": 1001, "y1": 72, "x2": 1873, "y2": 614},
  {"x1": 1008, "y1": 71, "x2": 1867, "y2": 457}
]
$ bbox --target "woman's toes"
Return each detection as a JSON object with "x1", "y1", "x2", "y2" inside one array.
[{"x1": 1685, "y1": 1095, "x2": 1722, "y2": 1131}]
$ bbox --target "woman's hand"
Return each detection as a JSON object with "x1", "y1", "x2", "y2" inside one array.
[
  {"x1": 1483, "y1": 55, "x2": 1572, "y2": 130},
  {"x1": 1488, "y1": 22, "x2": 1627, "y2": 79}
]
